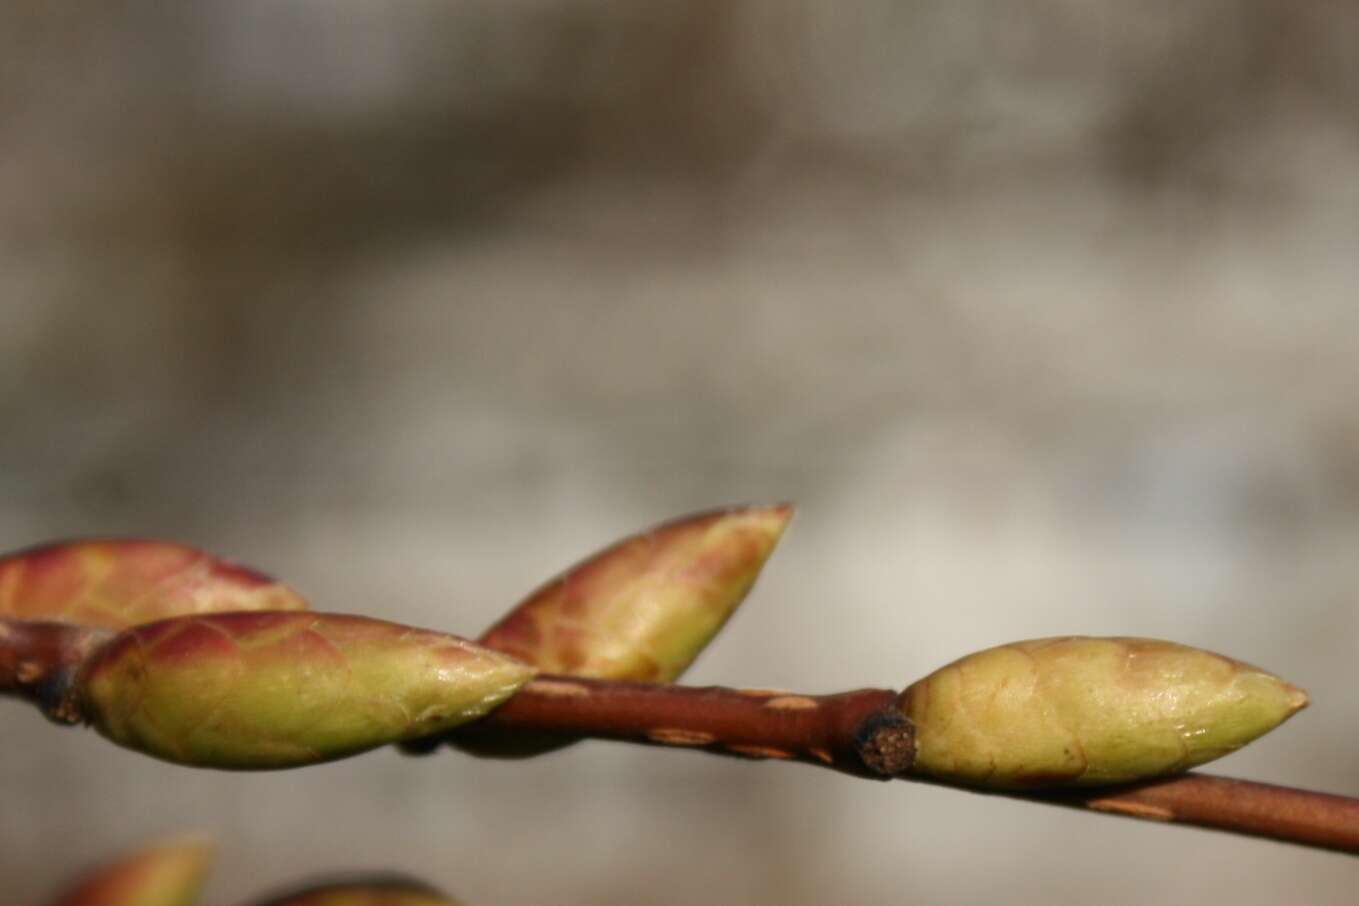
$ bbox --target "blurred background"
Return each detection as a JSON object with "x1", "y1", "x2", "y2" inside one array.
[{"x1": 3, "y1": 2, "x2": 1359, "y2": 903}]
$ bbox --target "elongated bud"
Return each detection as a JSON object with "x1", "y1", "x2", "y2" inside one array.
[
  {"x1": 252, "y1": 877, "x2": 461, "y2": 906},
  {"x1": 79, "y1": 612, "x2": 535, "y2": 768},
  {"x1": 49, "y1": 836, "x2": 214, "y2": 906},
  {"x1": 899, "y1": 637, "x2": 1308, "y2": 789},
  {"x1": 480, "y1": 504, "x2": 793, "y2": 681},
  {"x1": 0, "y1": 540, "x2": 307, "y2": 630}
]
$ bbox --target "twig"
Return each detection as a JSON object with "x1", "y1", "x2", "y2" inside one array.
[
  {"x1": 5, "y1": 618, "x2": 1358, "y2": 855},
  {"x1": 475, "y1": 674, "x2": 1359, "y2": 855},
  {"x1": 1043, "y1": 774, "x2": 1359, "y2": 855},
  {"x1": 471, "y1": 676, "x2": 914, "y2": 778}
]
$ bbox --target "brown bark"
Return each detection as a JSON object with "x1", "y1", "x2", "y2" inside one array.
[
  {"x1": 478, "y1": 676, "x2": 913, "y2": 778},
  {"x1": 1055, "y1": 773, "x2": 1359, "y2": 854},
  {"x1": 479, "y1": 673, "x2": 1359, "y2": 855}
]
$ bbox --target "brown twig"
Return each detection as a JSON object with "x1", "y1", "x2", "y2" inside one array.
[
  {"x1": 475, "y1": 674, "x2": 1359, "y2": 855},
  {"x1": 474, "y1": 676, "x2": 914, "y2": 778},
  {"x1": 4, "y1": 618, "x2": 1357, "y2": 855},
  {"x1": 1047, "y1": 774, "x2": 1359, "y2": 855}
]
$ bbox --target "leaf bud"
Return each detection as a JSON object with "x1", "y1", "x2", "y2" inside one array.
[
  {"x1": 79, "y1": 611, "x2": 535, "y2": 768},
  {"x1": 899, "y1": 636, "x2": 1307, "y2": 789},
  {"x1": 480, "y1": 504, "x2": 793, "y2": 681},
  {"x1": 0, "y1": 540, "x2": 307, "y2": 630}
]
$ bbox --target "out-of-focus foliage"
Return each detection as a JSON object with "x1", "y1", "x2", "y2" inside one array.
[{"x1": 47, "y1": 836, "x2": 213, "y2": 906}]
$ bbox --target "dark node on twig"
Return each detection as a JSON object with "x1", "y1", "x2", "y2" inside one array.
[
  {"x1": 0, "y1": 618, "x2": 104, "y2": 725},
  {"x1": 853, "y1": 710, "x2": 915, "y2": 777},
  {"x1": 34, "y1": 665, "x2": 85, "y2": 726}
]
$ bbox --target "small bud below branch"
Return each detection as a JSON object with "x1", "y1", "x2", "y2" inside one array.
[
  {"x1": 78, "y1": 612, "x2": 535, "y2": 768},
  {"x1": 250, "y1": 877, "x2": 462, "y2": 906},
  {"x1": 47, "y1": 835, "x2": 214, "y2": 906},
  {"x1": 0, "y1": 540, "x2": 307, "y2": 630},
  {"x1": 899, "y1": 637, "x2": 1308, "y2": 789},
  {"x1": 480, "y1": 504, "x2": 793, "y2": 681}
]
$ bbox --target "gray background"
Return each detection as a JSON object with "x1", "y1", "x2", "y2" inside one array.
[{"x1": 3, "y1": 3, "x2": 1358, "y2": 903}]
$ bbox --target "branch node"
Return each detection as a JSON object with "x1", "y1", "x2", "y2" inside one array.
[
  {"x1": 1, "y1": 618, "x2": 106, "y2": 725},
  {"x1": 853, "y1": 711, "x2": 916, "y2": 777}
]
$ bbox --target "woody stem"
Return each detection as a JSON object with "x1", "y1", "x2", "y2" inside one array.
[
  {"x1": 5, "y1": 622, "x2": 1358, "y2": 855},
  {"x1": 476, "y1": 673, "x2": 1359, "y2": 855},
  {"x1": 1037, "y1": 773, "x2": 1359, "y2": 855},
  {"x1": 477, "y1": 676, "x2": 913, "y2": 778}
]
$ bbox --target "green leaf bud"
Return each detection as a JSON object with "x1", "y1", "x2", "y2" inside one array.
[
  {"x1": 899, "y1": 636, "x2": 1308, "y2": 789},
  {"x1": 49, "y1": 836, "x2": 214, "y2": 906},
  {"x1": 480, "y1": 504, "x2": 793, "y2": 682},
  {"x1": 78, "y1": 611, "x2": 535, "y2": 768}
]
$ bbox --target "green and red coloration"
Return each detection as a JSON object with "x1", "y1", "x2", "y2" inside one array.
[
  {"x1": 0, "y1": 540, "x2": 307, "y2": 630},
  {"x1": 440, "y1": 505, "x2": 793, "y2": 758},
  {"x1": 2, "y1": 509, "x2": 1356, "y2": 854},
  {"x1": 78, "y1": 611, "x2": 535, "y2": 768},
  {"x1": 900, "y1": 636, "x2": 1309, "y2": 789},
  {"x1": 48, "y1": 836, "x2": 214, "y2": 906},
  {"x1": 251, "y1": 878, "x2": 461, "y2": 906},
  {"x1": 479, "y1": 505, "x2": 793, "y2": 682}
]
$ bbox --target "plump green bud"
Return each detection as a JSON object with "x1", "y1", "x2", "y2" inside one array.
[
  {"x1": 48, "y1": 836, "x2": 214, "y2": 906},
  {"x1": 900, "y1": 636, "x2": 1308, "y2": 789},
  {"x1": 78, "y1": 611, "x2": 535, "y2": 768},
  {"x1": 253, "y1": 878, "x2": 461, "y2": 906},
  {"x1": 480, "y1": 504, "x2": 793, "y2": 681}
]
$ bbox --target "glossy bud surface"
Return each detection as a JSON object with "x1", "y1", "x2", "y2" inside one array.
[
  {"x1": 900, "y1": 636, "x2": 1308, "y2": 789},
  {"x1": 81, "y1": 611, "x2": 534, "y2": 768},
  {"x1": 480, "y1": 505, "x2": 792, "y2": 681}
]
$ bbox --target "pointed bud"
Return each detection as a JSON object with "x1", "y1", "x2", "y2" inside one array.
[
  {"x1": 899, "y1": 637, "x2": 1308, "y2": 789},
  {"x1": 0, "y1": 540, "x2": 307, "y2": 630},
  {"x1": 480, "y1": 504, "x2": 793, "y2": 682},
  {"x1": 78, "y1": 612, "x2": 535, "y2": 768},
  {"x1": 252, "y1": 877, "x2": 461, "y2": 906},
  {"x1": 49, "y1": 836, "x2": 214, "y2": 906}
]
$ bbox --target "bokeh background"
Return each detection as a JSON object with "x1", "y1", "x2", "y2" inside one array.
[{"x1": 4, "y1": 3, "x2": 1359, "y2": 903}]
